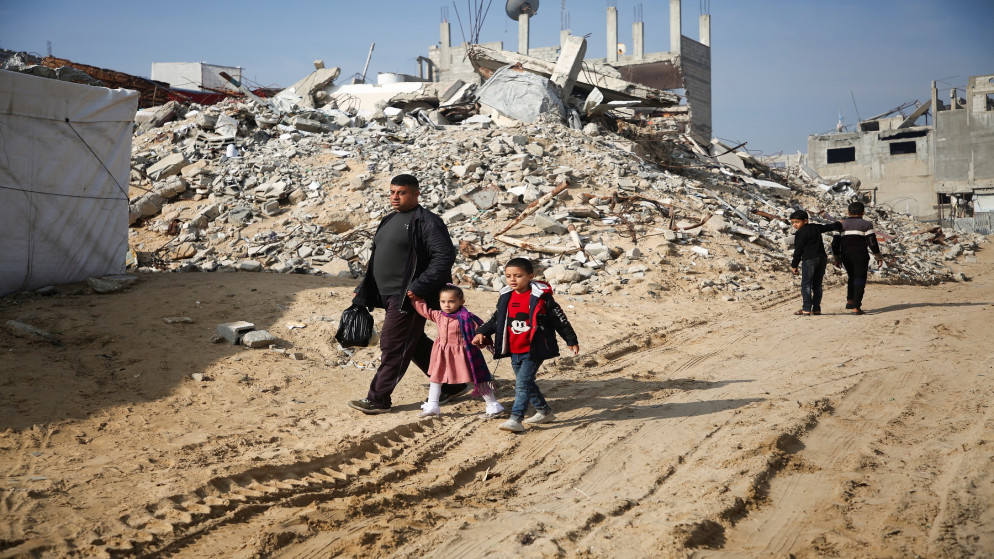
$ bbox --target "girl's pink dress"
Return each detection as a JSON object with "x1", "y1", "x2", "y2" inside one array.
[{"x1": 412, "y1": 299, "x2": 474, "y2": 384}]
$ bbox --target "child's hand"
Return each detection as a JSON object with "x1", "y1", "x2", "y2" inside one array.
[
  {"x1": 568, "y1": 344, "x2": 579, "y2": 355},
  {"x1": 406, "y1": 290, "x2": 422, "y2": 301},
  {"x1": 472, "y1": 334, "x2": 486, "y2": 346}
]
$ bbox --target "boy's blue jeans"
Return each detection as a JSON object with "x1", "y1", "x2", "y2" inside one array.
[
  {"x1": 509, "y1": 353, "x2": 548, "y2": 421},
  {"x1": 799, "y1": 255, "x2": 827, "y2": 312}
]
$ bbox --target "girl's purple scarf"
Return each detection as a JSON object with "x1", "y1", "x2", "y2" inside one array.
[{"x1": 441, "y1": 306, "x2": 493, "y2": 396}]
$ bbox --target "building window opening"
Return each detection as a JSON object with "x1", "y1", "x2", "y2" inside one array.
[
  {"x1": 827, "y1": 146, "x2": 856, "y2": 163},
  {"x1": 889, "y1": 141, "x2": 917, "y2": 155},
  {"x1": 986, "y1": 93, "x2": 994, "y2": 111}
]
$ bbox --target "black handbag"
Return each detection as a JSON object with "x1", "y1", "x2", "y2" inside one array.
[{"x1": 334, "y1": 304, "x2": 374, "y2": 347}]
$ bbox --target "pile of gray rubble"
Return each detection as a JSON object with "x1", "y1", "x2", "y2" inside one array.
[{"x1": 125, "y1": 78, "x2": 983, "y2": 302}]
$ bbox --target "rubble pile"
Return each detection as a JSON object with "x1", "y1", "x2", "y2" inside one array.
[
  {"x1": 124, "y1": 99, "x2": 981, "y2": 301},
  {"x1": 121, "y1": 70, "x2": 982, "y2": 300}
]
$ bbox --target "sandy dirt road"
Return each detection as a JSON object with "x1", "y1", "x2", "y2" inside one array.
[{"x1": 1, "y1": 254, "x2": 991, "y2": 558}]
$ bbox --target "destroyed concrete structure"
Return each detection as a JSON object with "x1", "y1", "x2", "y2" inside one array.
[
  {"x1": 427, "y1": 0, "x2": 712, "y2": 143},
  {"x1": 807, "y1": 73, "x2": 994, "y2": 232}
]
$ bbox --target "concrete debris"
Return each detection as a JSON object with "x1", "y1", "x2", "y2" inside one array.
[
  {"x1": 4, "y1": 320, "x2": 63, "y2": 346},
  {"x1": 217, "y1": 321, "x2": 254, "y2": 345},
  {"x1": 122, "y1": 63, "x2": 984, "y2": 302},
  {"x1": 87, "y1": 275, "x2": 138, "y2": 294},
  {"x1": 241, "y1": 330, "x2": 277, "y2": 348}
]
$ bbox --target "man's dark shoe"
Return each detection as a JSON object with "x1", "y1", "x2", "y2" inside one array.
[
  {"x1": 852, "y1": 308, "x2": 865, "y2": 315},
  {"x1": 348, "y1": 398, "x2": 391, "y2": 414},
  {"x1": 439, "y1": 384, "x2": 470, "y2": 404},
  {"x1": 845, "y1": 300, "x2": 855, "y2": 309}
]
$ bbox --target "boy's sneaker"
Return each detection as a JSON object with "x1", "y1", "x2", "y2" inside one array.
[
  {"x1": 418, "y1": 402, "x2": 441, "y2": 418},
  {"x1": 347, "y1": 398, "x2": 391, "y2": 415},
  {"x1": 523, "y1": 408, "x2": 555, "y2": 424},
  {"x1": 439, "y1": 384, "x2": 470, "y2": 404},
  {"x1": 499, "y1": 418, "x2": 525, "y2": 433}
]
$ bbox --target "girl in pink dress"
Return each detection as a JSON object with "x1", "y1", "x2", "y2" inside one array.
[{"x1": 407, "y1": 285, "x2": 504, "y2": 418}]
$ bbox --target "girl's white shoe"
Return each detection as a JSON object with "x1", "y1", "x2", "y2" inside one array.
[
  {"x1": 418, "y1": 402, "x2": 441, "y2": 418},
  {"x1": 484, "y1": 401, "x2": 506, "y2": 418}
]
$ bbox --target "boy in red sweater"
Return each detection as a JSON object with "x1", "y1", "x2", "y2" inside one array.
[{"x1": 473, "y1": 258, "x2": 579, "y2": 433}]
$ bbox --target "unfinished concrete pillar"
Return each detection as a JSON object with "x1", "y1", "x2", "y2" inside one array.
[
  {"x1": 950, "y1": 88, "x2": 957, "y2": 109},
  {"x1": 440, "y1": 21, "x2": 451, "y2": 66},
  {"x1": 560, "y1": 29, "x2": 570, "y2": 48},
  {"x1": 632, "y1": 21, "x2": 644, "y2": 59},
  {"x1": 670, "y1": 0, "x2": 682, "y2": 53},
  {"x1": 700, "y1": 13, "x2": 711, "y2": 47},
  {"x1": 518, "y1": 14, "x2": 530, "y2": 54},
  {"x1": 551, "y1": 35, "x2": 587, "y2": 100},
  {"x1": 607, "y1": 7, "x2": 619, "y2": 63}
]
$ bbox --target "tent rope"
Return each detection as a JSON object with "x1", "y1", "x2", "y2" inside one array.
[
  {"x1": 65, "y1": 117, "x2": 147, "y2": 200},
  {"x1": 0, "y1": 183, "x2": 126, "y2": 201}
]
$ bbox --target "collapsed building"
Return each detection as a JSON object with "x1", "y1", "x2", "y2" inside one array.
[
  {"x1": 428, "y1": 0, "x2": 712, "y2": 144},
  {"x1": 807, "y1": 73, "x2": 994, "y2": 232}
]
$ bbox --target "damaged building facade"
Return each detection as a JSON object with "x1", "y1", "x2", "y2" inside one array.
[
  {"x1": 426, "y1": 0, "x2": 712, "y2": 144},
  {"x1": 807, "y1": 73, "x2": 994, "y2": 232}
]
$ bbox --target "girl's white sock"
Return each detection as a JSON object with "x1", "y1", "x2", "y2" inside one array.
[{"x1": 427, "y1": 382, "x2": 442, "y2": 406}]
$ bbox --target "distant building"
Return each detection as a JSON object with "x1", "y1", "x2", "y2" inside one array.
[
  {"x1": 151, "y1": 62, "x2": 241, "y2": 93},
  {"x1": 807, "y1": 73, "x2": 994, "y2": 231}
]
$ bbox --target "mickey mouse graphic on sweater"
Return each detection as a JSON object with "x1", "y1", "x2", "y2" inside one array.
[{"x1": 507, "y1": 291, "x2": 532, "y2": 354}]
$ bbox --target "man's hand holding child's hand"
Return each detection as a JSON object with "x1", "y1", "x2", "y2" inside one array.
[{"x1": 406, "y1": 290, "x2": 422, "y2": 301}]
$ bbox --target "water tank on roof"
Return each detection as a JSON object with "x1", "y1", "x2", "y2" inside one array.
[{"x1": 506, "y1": 0, "x2": 539, "y2": 20}]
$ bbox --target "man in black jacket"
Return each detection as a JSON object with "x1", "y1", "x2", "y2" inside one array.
[{"x1": 347, "y1": 174, "x2": 466, "y2": 414}]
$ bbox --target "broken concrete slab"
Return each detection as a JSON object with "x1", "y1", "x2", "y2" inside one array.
[
  {"x1": 466, "y1": 44, "x2": 680, "y2": 107},
  {"x1": 87, "y1": 275, "x2": 138, "y2": 294},
  {"x1": 146, "y1": 152, "x2": 190, "y2": 181},
  {"x1": 278, "y1": 66, "x2": 342, "y2": 109}
]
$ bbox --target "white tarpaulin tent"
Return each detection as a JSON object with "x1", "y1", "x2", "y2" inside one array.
[{"x1": 0, "y1": 69, "x2": 138, "y2": 295}]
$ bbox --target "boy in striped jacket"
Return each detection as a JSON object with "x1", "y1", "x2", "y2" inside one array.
[{"x1": 831, "y1": 202, "x2": 884, "y2": 315}]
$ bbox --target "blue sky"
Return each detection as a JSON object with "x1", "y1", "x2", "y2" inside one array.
[{"x1": 2, "y1": 0, "x2": 992, "y2": 155}]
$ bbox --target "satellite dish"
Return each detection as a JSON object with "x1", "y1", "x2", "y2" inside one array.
[
  {"x1": 506, "y1": 0, "x2": 539, "y2": 20},
  {"x1": 617, "y1": 43, "x2": 627, "y2": 55}
]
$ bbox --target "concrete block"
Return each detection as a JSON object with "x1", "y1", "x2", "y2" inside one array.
[
  {"x1": 242, "y1": 330, "x2": 277, "y2": 348},
  {"x1": 290, "y1": 116, "x2": 326, "y2": 133},
  {"x1": 442, "y1": 202, "x2": 478, "y2": 224},
  {"x1": 261, "y1": 200, "x2": 281, "y2": 216},
  {"x1": 217, "y1": 321, "x2": 254, "y2": 344},
  {"x1": 147, "y1": 152, "x2": 190, "y2": 181},
  {"x1": 238, "y1": 260, "x2": 263, "y2": 272},
  {"x1": 532, "y1": 213, "x2": 568, "y2": 234}
]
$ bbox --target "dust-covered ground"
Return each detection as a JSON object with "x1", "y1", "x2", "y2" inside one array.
[{"x1": 1, "y1": 251, "x2": 992, "y2": 558}]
